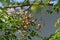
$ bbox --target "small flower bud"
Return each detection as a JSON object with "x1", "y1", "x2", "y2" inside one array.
[{"x1": 23, "y1": 25, "x2": 29, "y2": 29}]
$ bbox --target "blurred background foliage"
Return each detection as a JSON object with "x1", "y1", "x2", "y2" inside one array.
[
  {"x1": 0, "y1": 0, "x2": 60, "y2": 40},
  {"x1": 48, "y1": 28, "x2": 60, "y2": 40}
]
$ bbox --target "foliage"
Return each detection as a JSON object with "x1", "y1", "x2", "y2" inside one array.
[
  {"x1": 0, "y1": 0, "x2": 60, "y2": 40},
  {"x1": 0, "y1": 8, "x2": 42, "y2": 40},
  {"x1": 54, "y1": 18, "x2": 60, "y2": 27},
  {"x1": 49, "y1": 28, "x2": 60, "y2": 40}
]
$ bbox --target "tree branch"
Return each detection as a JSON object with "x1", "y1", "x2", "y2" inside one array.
[{"x1": 0, "y1": 3, "x2": 53, "y2": 10}]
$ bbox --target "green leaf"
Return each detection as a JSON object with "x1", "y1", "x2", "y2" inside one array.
[
  {"x1": 0, "y1": 9, "x2": 2, "y2": 13},
  {"x1": 55, "y1": 7, "x2": 59, "y2": 13},
  {"x1": 31, "y1": 4, "x2": 41, "y2": 12},
  {"x1": 4, "y1": 16, "x2": 8, "y2": 19},
  {"x1": 0, "y1": 0, "x2": 5, "y2": 3},
  {"x1": 2, "y1": 23, "x2": 8, "y2": 29},
  {"x1": 54, "y1": 18, "x2": 60, "y2": 27},
  {"x1": 30, "y1": 30, "x2": 38, "y2": 37},
  {"x1": 49, "y1": 28, "x2": 60, "y2": 40},
  {"x1": 46, "y1": 10, "x2": 53, "y2": 14},
  {"x1": 55, "y1": 28, "x2": 60, "y2": 33},
  {"x1": 0, "y1": 18, "x2": 5, "y2": 22},
  {"x1": 0, "y1": 36, "x2": 6, "y2": 40},
  {"x1": 42, "y1": 0, "x2": 50, "y2": 3}
]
